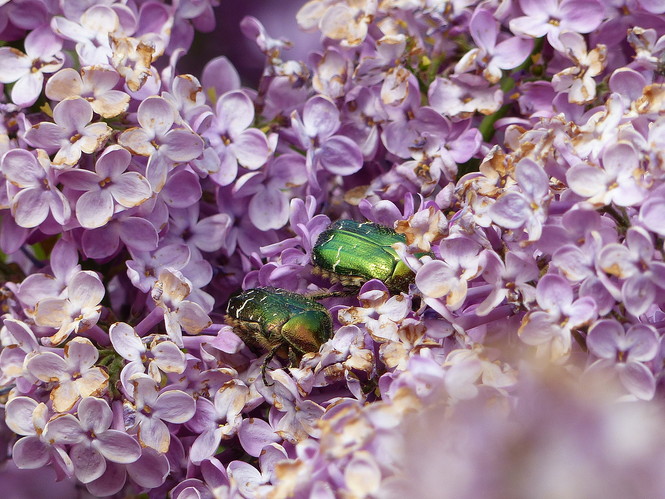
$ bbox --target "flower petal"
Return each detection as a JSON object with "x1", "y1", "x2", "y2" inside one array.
[
  {"x1": 110, "y1": 322, "x2": 144, "y2": 361},
  {"x1": 12, "y1": 436, "x2": 50, "y2": 469},
  {"x1": 154, "y1": 389, "x2": 196, "y2": 423},
  {"x1": 44, "y1": 414, "x2": 85, "y2": 444},
  {"x1": 76, "y1": 190, "x2": 114, "y2": 229},
  {"x1": 78, "y1": 397, "x2": 112, "y2": 434},
  {"x1": 618, "y1": 362, "x2": 656, "y2": 401},
  {"x1": 71, "y1": 443, "x2": 106, "y2": 483},
  {"x1": 94, "y1": 430, "x2": 141, "y2": 464},
  {"x1": 238, "y1": 418, "x2": 280, "y2": 458}
]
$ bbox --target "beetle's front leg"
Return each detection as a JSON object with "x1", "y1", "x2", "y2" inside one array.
[
  {"x1": 262, "y1": 344, "x2": 282, "y2": 386},
  {"x1": 287, "y1": 346, "x2": 300, "y2": 368}
]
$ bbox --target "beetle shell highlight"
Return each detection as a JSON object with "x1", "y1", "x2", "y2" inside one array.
[
  {"x1": 225, "y1": 287, "x2": 333, "y2": 360},
  {"x1": 312, "y1": 219, "x2": 414, "y2": 292}
]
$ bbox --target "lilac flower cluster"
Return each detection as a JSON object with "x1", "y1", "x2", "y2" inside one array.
[{"x1": 2, "y1": 0, "x2": 665, "y2": 497}]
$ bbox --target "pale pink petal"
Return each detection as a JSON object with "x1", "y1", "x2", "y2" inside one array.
[
  {"x1": 249, "y1": 186, "x2": 289, "y2": 231},
  {"x1": 137, "y1": 96, "x2": 175, "y2": 136},
  {"x1": 71, "y1": 443, "x2": 106, "y2": 483},
  {"x1": 238, "y1": 418, "x2": 280, "y2": 458},
  {"x1": 415, "y1": 260, "x2": 456, "y2": 299},
  {"x1": 518, "y1": 311, "x2": 561, "y2": 346},
  {"x1": 227, "y1": 461, "x2": 265, "y2": 497},
  {"x1": 78, "y1": 397, "x2": 112, "y2": 433},
  {"x1": 233, "y1": 129, "x2": 271, "y2": 169},
  {"x1": 145, "y1": 151, "x2": 170, "y2": 192},
  {"x1": 12, "y1": 436, "x2": 50, "y2": 469},
  {"x1": 11, "y1": 188, "x2": 50, "y2": 228},
  {"x1": 137, "y1": 417, "x2": 170, "y2": 453},
  {"x1": 344, "y1": 452, "x2": 381, "y2": 497},
  {"x1": 217, "y1": 91, "x2": 254, "y2": 135},
  {"x1": 64, "y1": 337, "x2": 99, "y2": 371},
  {"x1": 587, "y1": 320, "x2": 623, "y2": 359},
  {"x1": 76, "y1": 190, "x2": 114, "y2": 229},
  {"x1": 94, "y1": 145, "x2": 131, "y2": 179},
  {"x1": 4, "y1": 318, "x2": 40, "y2": 351},
  {"x1": 45, "y1": 68, "x2": 82, "y2": 100},
  {"x1": 68, "y1": 271, "x2": 104, "y2": 308},
  {"x1": 24, "y1": 122, "x2": 65, "y2": 151},
  {"x1": 154, "y1": 390, "x2": 196, "y2": 423},
  {"x1": 618, "y1": 362, "x2": 656, "y2": 400},
  {"x1": 190, "y1": 214, "x2": 231, "y2": 252},
  {"x1": 125, "y1": 447, "x2": 169, "y2": 488},
  {"x1": 4, "y1": 397, "x2": 39, "y2": 435},
  {"x1": 26, "y1": 351, "x2": 68, "y2": 381},
  {"x1": 161, "y1": 169, "x2": 202, "y2": 207},
  {"x1": 110, "y1": 322, "x2": 144, "y2": 361},
  {"x1": 214, "y1": 381, "x2": 249, "y2": 421},
  {"x1": 34, "y1": 297, "x2": 69, "y2": 327},
  {"x1": 51, "y1": 380, "x2": 81, "y2": 412},
  {"x1": 509, "y1": 12, "x2": 550, "y2": 38},
  {"x1": 164, "y1": 310, "x2": 184, "y2": 347},
  {"x1": 626, "y1": 325, "x2": 659, "y2": 361},
  {"x1": 175, "y1": 300, "x2": 212, "y2": 334},
  {"x1": 151, "y1": 341, "x2": 186, "y2": 372},
  {"x1": 120, "y1": 361, "x2": 146, "y2": 395},
  {"x1": 317, "y1": 136, "x2": 363, "y2": 175},
  {"x1": 190, "y1": 427, "x2": 223, "y2": 464},
  {"x1": 536, "y1": 274, "x2": 573, "y2": 311},
  {"x1": 2, "y1": 149, "x2": 43, "y2": 186},
  {"x1": 303, "y1": 96, "x2": 340, "y2": 139},
  {"x1": 0, "y1": 47, "x2": 30, "y2": 83},
  {"x1": 92, "y1": 89, "x2": 130, "y2": 118},
  {"x1": 75, "y1": 368, "x2": 109, "y2": 398},
  {"x1": 160, "y1": 129, "x2": 203, "y2": 162},
  {"x1": 12, "y1": 71, "x2": 44, "y2": 107},
  {"x1": 43, "y1": 414, "x2": 85, "y2": 444},
  {"x1": 560, "y1": 0, "x2": 604, "y2": 33},
  {"x1": 493, "y1": 36, "x2": 534, "y2": 69},
  {"x1": 118, "y1": 127, "x2": 156, "y2": 156},
  {"x1": 94, "y1": 430, "x2": 141, "y2": 463},
  {"x1": 109, "y1": 172, "x2": 151, "y2": 207},
  {"x1": 78, "y1": 122, "x2": 112, "y2": 154},
  {"x1": 117, "y1": 217, "x2": 159, "y2": 252},
  {"x1": 470, "y1": 9, "x2": 497, "y2": 53},
  {"x1": 59, "y1": 169, "x2": 101, "y2": 191},
  {"x1": 85, "y1": 462, "x2": 126, "y2": 497},
  {"x1": 212, "y1": 147, "x2": 239, "y2": 186},
  {"x1": 53, "y1": 97, "x2": 93, "y2": 132},
  {"x1": 50, "y1": 188, "x2": 72, "y2": 226}
]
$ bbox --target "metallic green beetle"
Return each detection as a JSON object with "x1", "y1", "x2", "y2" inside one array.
[
  {"x1": 226, "y1": 287, "x2": 333, "y2": 383},
  {"x1": 312, "y1": 219, "x2": 415, "y2": 293}
]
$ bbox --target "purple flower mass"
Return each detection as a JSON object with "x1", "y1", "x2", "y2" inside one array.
[{"x1": 5, "y1": 0, "x2": 665, "y2": 497}]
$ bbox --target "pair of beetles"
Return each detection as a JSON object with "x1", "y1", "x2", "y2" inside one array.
[{"x1": 226, "y1": 219, "x2": 416, "y2": 381}]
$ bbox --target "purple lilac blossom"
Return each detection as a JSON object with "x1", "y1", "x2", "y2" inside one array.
[{"x1": 3, "y1": 1, "x2": 665, "y2": 497}]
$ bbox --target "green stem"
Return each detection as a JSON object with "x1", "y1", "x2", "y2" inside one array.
[
  {"x1": 601, "y1": 204, "x2": 630, "y2": 231},
  {"x1": 478, "y1": 103, "x2": 511, "y2": 142}
]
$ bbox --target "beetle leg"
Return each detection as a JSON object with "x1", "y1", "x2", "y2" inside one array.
[
  {"x1": 288, "y1": 346, "x2": 299, "y2": 367},
  {"x1": 262, "y1": 344, "x2": 282, "y2": 386}
]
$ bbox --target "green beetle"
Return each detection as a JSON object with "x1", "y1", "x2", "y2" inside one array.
[
  {"x1": 226, "y1": 287, "x2": 333, "y2": 383},
  {"x1": 312, "y1": 219, "x2": 415, "y2": 293}
]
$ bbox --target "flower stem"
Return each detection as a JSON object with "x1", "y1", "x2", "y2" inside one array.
[
  {"x1": 81, "y1": 325, "x2": 110, "y2": 346},
  {"x1": 134, "y1": 307, "x2": 165, "y2": 337},
  {"x1": 455, "y1": 305, "x2": 514, "y2": 330}
]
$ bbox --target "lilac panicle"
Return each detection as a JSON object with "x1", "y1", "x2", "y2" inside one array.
[{"x1": 4, "y1": 1, "x2": 665, "y2": 497}]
